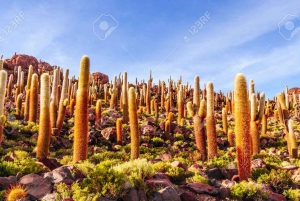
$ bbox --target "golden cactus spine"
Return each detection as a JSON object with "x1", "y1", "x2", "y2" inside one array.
[
  {"x1": 56, "y1": 69, "x2": 69, "y2": 135},
  {"x1": 186, "y1": 101, "x2": 194, "y2": 117},
  {"x1": 261, "y1": 113, "x2": 267, "y2": 135},
  {"x1": 206, "y1": 82, "x2": 217, "y2": 159},
  {"x1": 26, "y1": 65, "x2": 33, "y2": 91},
  {"x1": 73, "y1": 55, "x2": 90, "y2": 162},
  {"x1": 0, "y1": 70, "x2": 7, "y2": 144},
  {"x1": 50, "y1": 69, "x2": 59, "y2": 130},
  {"x1": 116, "y1": 118, "x2": 122, "y2": 145},
  {"x1": 6, "y1": 184, "x2": 27, "y2": 201},
  {"x1": 29, "y1": 74, "x2": 38, "y2": 123},
  {"x1": 129, "y1": 87, "x2": 140, "y2": 160},
  {"x1": 122, "y1": 72, "x2": 129, "y2": 124},
  {"x1": 16, "y1": 94, "x2": 22, "y2": 119},
  {"x1": 228, "y1": 130, "x2": 234, "y2": 147},
  {"x1": 24, "y1": 89, "x2": 30, "y2": 121},
  {"x1": 234, "y1": 73, "x2": 251, "y2": 181},
  {"x1": 250, "y1": 93, "x2": 258, "y2": 155},
  {"x1": 36, "y1": 73, "x2": 51, "y2": 158},
  {"x1": 69, "y1": 98, "x2": 75, "y2": 116}
]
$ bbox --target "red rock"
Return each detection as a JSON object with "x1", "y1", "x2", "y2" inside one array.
[
  {"x1": 44, "y1": 165, "x2": 76, "y2": 185},
  {"x1": 19, "y1": 173, "x2": 52, "y2": 199},
  {"x1": 141, "y1": 124, "x2": 156, "y2": 136},
  {"x1": 123, "y1": 188, "x2": 139, "y2": 201},
  {"x1": 101, "y1": 127, "x2": 116, "y2": 141},
  {"x1": 251, "y1": 158, "x2": 267, "y2": 169},
  {"x1": 267, "y1": 191, "x2": 287, "y2": 201},
  {"x1": 171, "y1": 161, "x2": 188, "y2": 171},
  {"x1": 205, "y1": 168, "x2": 224, "y2": 180},
  {"x1": 180, "y1": 191, "x2": 198, "y2": 201},
  {"x1": 223, "y1": 168, "x2": 238, "y2": 180},
  {"x1": 219, "y1": 187, "x2": 230, "y2": 199},
  {"x1": 185, "y1": 182, "x2": 218, "y2": 195},
  {"x1": 158, "y1": 152, "x2": 173, "y2": 162},
  {"x1": 154, "y1": 186, "x2": 181, "y2": 201},
  {"x1": 91, "y1": 72, "x2": 109, "y2": 84},
  {"x1": 146, "y1": 179, "x2": 172, "y2": 189},
  {"x1": 0, "y1": 176, "x2": 17, "y2": 190},
  {"x1": 38, "y1": 157, "x2": 62, "y2": 171}
]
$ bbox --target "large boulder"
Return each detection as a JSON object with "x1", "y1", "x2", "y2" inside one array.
[{"x1": 91, "y1": 72, "x2": 109, "y2": 84}]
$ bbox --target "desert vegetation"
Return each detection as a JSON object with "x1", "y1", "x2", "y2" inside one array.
[{"x1": 0, "y1": 54, "x2": 299, "y2": 201}]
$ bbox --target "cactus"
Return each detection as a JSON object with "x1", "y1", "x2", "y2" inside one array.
[
  {"x1": 7, "y1": 74, "x2": 13, "y2": 97},
  {"x1": 129, "y1": 87, "x2": 140, "y2": 160},
  {"x1": 109, "y1": 76, "x2": 117, "y2": 109},
  {"x1": 116, "y1": 118, "x2": 122, "y2": 145},
  {"x1": 234, "y1": 73, "x2": 251, "y2": 181},
  {"x1": 177, "y1": 89, "x2": 184, "y2": 124},
  {"x1": 36, "y1": 73, "x2": 51, "y2": 158},
  {"x1": 288, "y1": 119, "x2": 298, "y2": 158},
  {"x1": 6, "y1": 184, "x2": 27, "y2": 201},
  {"x1": 29, "y1": 74, "x2": 38, "y2": 123},
  {"x1": 69, "y1": 98, "x2": 75, "y2": 116},
  {"x1": 95, "y1": 99, "x2": 102, "y2": 129},
  {"x1": 186, "y1": 101, "x2": 194, "y2": 117},
  {"x1": 161, "y1": 81, "x2": 165, "y2": 111},
  {"x1": 194, "y1": 100, "x2": 207, "y2": 160},
  {"x1": 0, "y1": 70, "x2": 7, "y2": 144},
  {"x1": 0, "y1": 56, "x2": 3, "y2": 70},
  {"x1": 261, "y1": 114, "x2": 267, "y2": 135},
  {"x1": 50, "y1": 69, "x2": 59, "y2": 130},
  {"x1": 193, "y1": 75, "x2": 200, "y2": 111},
  {"x1": 122, "y1": 72, "x2": 129, "y2": 124},
  {"x1": 56, "y1": 69, "x2": 69, "y2": 135},
  {"x1": 73, "y1": 55, "x2": 90, "y2": 162},
  {"x1": 228, "y1": 129, "x2": 234, "y2": 147},
  {"x1": 274, "y1": 110, "x2": 279, "y2": 121},
  {"x1": 26, "y1": 65, "x2": 33, "y2": 91},
  {"x1": 206, "y1": 82, "x2": 217, "y2": 159},
  {"x1": 222, "y1": 107, "x2": 228, "y2": 135},
  {"x1": 16, "y1": 94, "x2": 23, "y2": 119}
]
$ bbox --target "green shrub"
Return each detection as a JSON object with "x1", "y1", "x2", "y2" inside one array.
[
  {"x1": 186, "y1": 172, "x2": 208, "y2": 184},
  {"x1": 166, "y1": 167, "x2": 187, "y2": 182},
  {"x1": 174, "y1": 133, "x2": 184, "y2": 141},
  {"x1": 0, "y1": 150, "x2": 45, "y2": 177},
  {"x1": 151, "y1": 137, "x2": 164, "y2": 147},
  {"x1": 82, "y1": 163, "x2": 126, "y2": 198},
  {"x1": 152, "y1": 161, "x2": 171, "y2": 173},
  {"x1": 207, "y1": 154, "x2": 235, "y2": 169},
  {"x1": 230, "y1": 180, "x2": 267, "y2": 200},
  {"x1": 251, "y1": 168, "x2": 270, "y2": 180},
  {"x1": 113, "y1": 158, "x2": 154, "y2": 191},
  {"x1": 0, "y1": 190, "x2": 5, "y2": 201},
  {"x1": 258, "y1": 169, "x2": 292, "y2": 193},
  {"x1": 283, "y1": 188, "x2": 300, "y2": 201},
  {"x1": 263, "y1": 155, "x2": 283, "y2": 170},
  {"x1": 88, "y1": 151, "x2": 128, "y2": 164}
]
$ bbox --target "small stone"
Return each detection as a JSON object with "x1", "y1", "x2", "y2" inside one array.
[
  {"x1": 180, "y1": 191, "x2": 198, "y2": 201},
  {"x1": 154, "y1": 186, "x2": 181, "y2": 201}
]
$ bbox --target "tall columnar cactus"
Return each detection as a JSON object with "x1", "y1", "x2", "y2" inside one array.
[
  {"x1": 0, "y1": 70, "x2": 7, "y2": 144},
  {"x1": 206, "y1": 82, "x2": 217, "y2": 159},
  {"x1": 228, "y1": 130, "x2": 234, "y2": 147},
  {"x1": 261, "y1": 113, "x2": 267, "y2": 135},
  {"x1": 16, "y1": 94, "x2": 23, "y2": 119},
  {"x1": 15, "y1": 66, "x2": 22, "y2": 103},
  {"x1": 0, "y1": 56, "x2": 3, "y2": 70},
  {"x1": 95, "y1": 99, "x2": 102, "y2": 129},
  {"x1": 187, "y1": 101, "x2": 194, "y2": 117},
  {"x1": 193, "y1": 76, "x2": 200, "y2": 110},
  {"x1": 26, "y1": 65, "x2": 33, "y2": 91},
  {"x1": 109, "y1": 76, "x2": 117, "y2": 109},
  {"x1": 29, "y1": 74, "x2": 38, "y2": 123},
  {"x1": 222, "y1": 107, "x2": 228, "y2": 135},
  {"x1": 50, "y1": 69, "x2": 59, "y2": 130},
  {"x1": 161, "y1": 81, "x2": 165, "y2": 111},
  {"x1": 177, "y1": 89, "x2": 184, "y2": 124},
  {"x1": 146, "y1": 79, "x2": 151, "y2": 114},
  {"x1": 129, "y1": 87, "x2": 140, "y2": 160},
  {"x1": 7, "y1": 74, "x2": 13, "y2": 97},
  {"x1": 69, "y1": 98, "x2": 75, "y2": 116},
  {"x1": 36, "y1": 73, "x2": 51, "y2": 158},
  {"x1": 288, "y1": 119, "x2": 298, "y2": 158},
  {"x1": 73, "y1": 55, "x2": 90, "y2": 162},
  {"x1": 194, "y1": 99, "x2": 207, "y2": 160},
  {"x1": 250, "y1": 92, "x2": 265, "y2": 155},
  {"x1": 122, "y1": 72, "x2": 129, "y2": 124},
  {"x1": 234, "y1": 73, "x2": 251, "y2": 181},
  {"x1": 24, "y1": 89, "x2": 30, "y2": 121},
  {"x1": 116, "y1": 118, "x2": 122, "y2": 145},
  {"x1": 56, "y1": 69, "x2": 69, "y2": 135}
]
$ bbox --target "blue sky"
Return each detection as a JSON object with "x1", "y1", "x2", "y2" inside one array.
[{"x1": 1, "y1": 1, "x2": 300, "y2": 98}]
